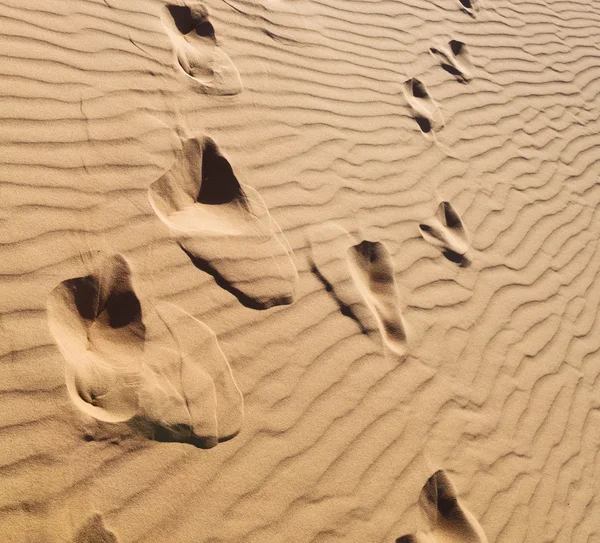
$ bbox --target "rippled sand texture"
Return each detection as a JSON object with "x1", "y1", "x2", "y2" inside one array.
[{"x1": 2, "y1": 0, "x2": 600, "y2": 541}]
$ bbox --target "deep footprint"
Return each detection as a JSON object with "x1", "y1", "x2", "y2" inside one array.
[
  {"x1": 403, "y1": 78, "x2": 444, "y2": 135},
  {"x1": 430, "y1": 41, "x2": 472, "y2": 84},
  {"x1": 396, "y1": 470, "x2": 489, "y2": 542},
  {"x1": 162, "y1": 2, "x2": 242, "y2": 95},
  {"x1": 346, "y1": 241, "x2": 408, "y2": 356},
  {"x1": 47, "y1": 254, "x2": 243, "y2": 448},
  {"x1": 149, "y1": 135, "x2": 298, "y2": 310},
  {"x1": 47, "y1": 254, "x2": 144, "y2": 423},
  {"x1": 419, "y1": 201, "x2": 470, "y2": 266}
]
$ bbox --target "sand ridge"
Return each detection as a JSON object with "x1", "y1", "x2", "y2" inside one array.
[{"x1": 1, "y1": 0, "x2": 600, "y2": 540}]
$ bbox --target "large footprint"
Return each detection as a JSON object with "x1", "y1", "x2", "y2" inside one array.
[
  {"x1": 162, "y1": 2, "x2": 242, "y2": 95},
  {"x1": 149, "y1": 135, "x2": 298, "y2": 310},
  {"x1": 47, "y1": 254, "x2": 144, "y2": 423},
  {"x1": 419, "y1": 201, "x2": 470, "y2": 266},
  {"x1": 309, "y1": 224, "x2": 408, "y2": 356},
  {"x1": 47, "y1": 254, "x2": 243, "y2": 448},
  {"x1": 403, "y1": 78, "x2": 444, "y2": 135},
  {"x1": 396, "y1": 470, "x2": 489, "y2": 543},
  {"x1": 430, "y1": 41, "x2": 472, "y2": 84}
]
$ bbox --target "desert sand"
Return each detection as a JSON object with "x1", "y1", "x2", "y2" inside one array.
[{"x1": 1, "y1": 0, "x2": 600, "y2": 541}]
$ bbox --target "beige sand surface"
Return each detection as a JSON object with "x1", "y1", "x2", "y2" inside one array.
[{"x1": 1, "y1": 0, "x2": 600, "y2": 541}]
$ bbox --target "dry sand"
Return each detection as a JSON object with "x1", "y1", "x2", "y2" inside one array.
[{"x1": 1, "y1": 0, "x2": 600, "y2": 541}]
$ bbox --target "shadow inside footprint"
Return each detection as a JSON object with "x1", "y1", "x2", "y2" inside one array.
[
  {"x1": 430, "y1": 41, "x2": 472, "y2": 83},
  {"x1": 419, "y1": 201, "x2": 471, "y2": 267},
  {"x1": 346, "y1": 241, "x2": 408, "y2": 356},
  {"x1": 75, "y1": 514, "x2": 118, "y2": 543},
  {"x1": 149, "y1": 136, "x2": 298, "y2": 310},
  {"x1": 396, "y1": 470, "x2": 489, "y2": 543},
  {"x1": 47, "y1": 254, "x2": 243, "y2": 448},
  {"x1": 403, "y1": 78, "x2": 443, "y2": 135},
  {"x1": 162, "y1": 3, "x2": 242, "y2": 95}
]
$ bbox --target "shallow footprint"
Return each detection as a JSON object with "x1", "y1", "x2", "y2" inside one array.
[
  {"x1": 430, "y1": 41, "x2": 472, "y2": 84},
  {"x1": 149, "y1": 135, "x2": 298, "y2": 310},
  {"x1": 162, "y1": 2, "x2": 242, "y2": 95},
  {"x1": 395, "y1": 470, "x2": 489, "y2": 543},
  {"x1": 419, "y1": 201, "x2": 470, "y2": 266},
  {"x1": 403, "y1": 78, "x2": 444, "y2": 135},
  {"x1": 346, "y1": 241, "x2": 408, "y2": 356},
  {"x1": 153, "y1": 302, "x2": 244, "y2": 446},
  {"x1": 75, "y1": 514, "x2": 118, "y2": 543},
  {"x1": 47, "y1": 254, "x2": 144, "y2": 423}
]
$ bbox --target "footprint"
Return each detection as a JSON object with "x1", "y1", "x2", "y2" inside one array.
[
  {"x1": 148, "y1": 135, "x2": 298, "y2": 310},
  {"x1": 430, "y1": 41, "x2": 472, "y2": 84},
  {"x1": 75, "y1": 514, "x2": 118, "y2": 543},
  {"x1": 403, "y1": 78, "x2": 444, "y2": 135},
  {"x1": 47, "y1": 254, "x2": 144, "y2": 423},
  {"x1": 396, "y1": 470, "x2": 489, "y2": 543},
  {"x1": 153, "y1": 302, "x2": 244, "y2": 446},
  {"x1": 346, "y1": 241, "x2": 408, "y2": 356},
  {"x1": 456, "y1": 0, "x2": 479, "y2": 17},
  {"x1": 418, "y1": 201, "x2": 470, "y2": 266},
  {"x1": 309, "y1": 224, "x2": 408, "y2": 356},
  {"x1": 47, "y1": 254, "x2": 243, "y2": 448},
  {"x1": 162, "y1": 3, "x2": 242, "y2": 95}
]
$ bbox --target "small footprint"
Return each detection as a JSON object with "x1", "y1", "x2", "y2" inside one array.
[
  {"x1": 430, "y1": 41, "x2": 472, "y2": 84},
  {"x1": 309, "y1": 224, "x2": 408, "y2": 356},
  {"x1": 419, "y1": 201, "x2": 470, "y2": 266},
  {"x1": 456, "y1": 0, "x2": 479, "y2": 17},
  {"x1": 396, "y1": 470, "x2": 489, "y2": 543},
  {"x1": 149, "y1": 135, "x2": 298, "y2": 310},
  {"x1": 47, "y1": 254, "x2": 243, "y2": 448},
  {"x1": 75, "y1": 514, "x2": 118, "y2": 543},
  {"x1": 162, "y1": 3, "x2": 242, "y2": 95},
  {"x1": 347, "y1": 241, "x2": 408, "y2": 356},
  {"x1": 403, "y1": 78, "x2": 444, "y2": 135}
]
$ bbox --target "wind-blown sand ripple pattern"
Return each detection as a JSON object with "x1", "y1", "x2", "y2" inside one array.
[{"x1": 2, "y1": 0, "x2": 600, "y2": 541}]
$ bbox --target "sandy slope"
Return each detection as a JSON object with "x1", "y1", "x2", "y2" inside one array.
[{"x1": 1, "y1": 0, "x2": 600, "y2": 541}]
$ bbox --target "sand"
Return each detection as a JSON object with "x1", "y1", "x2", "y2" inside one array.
[{"x1": 1, "y1": 0, "x2": 600, "y2": 541}]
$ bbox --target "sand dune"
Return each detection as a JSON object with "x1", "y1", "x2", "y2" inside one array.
[{"x1": 2, "y1": 0, "x2": 600, "y2": 540}]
